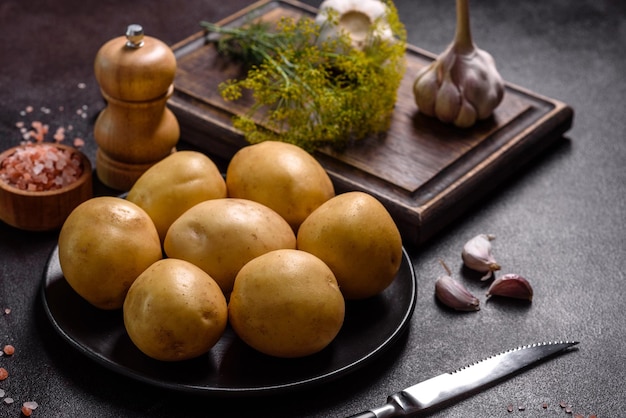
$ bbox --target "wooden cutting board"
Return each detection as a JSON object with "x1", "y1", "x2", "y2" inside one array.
[{"x1": 168, "y1": 0, "x2": 574, "y2": 246}]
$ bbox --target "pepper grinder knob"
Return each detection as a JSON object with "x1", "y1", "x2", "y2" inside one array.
[{"x1": 125, "y1": 24, "x2": 145, "y2": 48}]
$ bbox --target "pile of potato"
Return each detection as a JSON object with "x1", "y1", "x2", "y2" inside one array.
[{"x1": 58, "y1": 141, "x2": 402, "y2": 360}]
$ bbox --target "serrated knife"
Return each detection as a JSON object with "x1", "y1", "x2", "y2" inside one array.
[{"x1": 347, "y1": 341, "x2": 579, "y2": 417}]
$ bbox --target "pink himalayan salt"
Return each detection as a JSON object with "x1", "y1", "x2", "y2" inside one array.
[{"x1": 0, "y1": 143, "x2": 83, "y2": 191}]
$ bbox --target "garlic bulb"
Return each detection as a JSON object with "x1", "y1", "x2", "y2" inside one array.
[
  {"x1": 461, "y1": 234, "x2": 501, "y2": 280},
  {"x1": 315, "y1": 0, "x2": 395, "y2": 51},
  {"x1": 413, "y1": 0, "x2": 504, "y2": 128}
]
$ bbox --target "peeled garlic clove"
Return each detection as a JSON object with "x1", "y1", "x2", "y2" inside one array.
[
  {"x1": 462, "y1": 234, "x2": 501, "y2": 280},
  {"x1": 486, "y1": 274, "x2": 533, "y2": 301},
  {"x1": 435, "y1": 274, "x2": 480, "y2": 311}
]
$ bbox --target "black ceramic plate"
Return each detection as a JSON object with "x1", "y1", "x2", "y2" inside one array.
[{"x1": 41, "y1": 246, "x2": 417, "y2": 395}]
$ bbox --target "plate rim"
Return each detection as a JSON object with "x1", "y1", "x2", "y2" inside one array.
[{"x1": 40, "y1": 245, "x2": 417, "y2": 396}]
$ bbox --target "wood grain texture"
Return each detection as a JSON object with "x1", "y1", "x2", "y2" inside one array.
[{"x1": 168, "y1": 0, "x2": 574, "y2": 246}]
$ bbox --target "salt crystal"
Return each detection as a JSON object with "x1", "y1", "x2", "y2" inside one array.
[
  {"x1": 0, "y1": 144, "x2": 83, "y2": 191},
  {"x1": 33, "y1": 163, "x2": 44, "y2": 175},
  {"x1": 0, "y1": 389, "x2": 4, "y2": 397},
  {"x1": 23, "y1": 401, "x2": 38, "y2": 410},
  {"x1": 4, "y1": 397, "x2": 13, "y2": 404}
]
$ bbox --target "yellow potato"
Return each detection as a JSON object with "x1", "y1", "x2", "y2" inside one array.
[
  {"x1": 127, "y1": 150, "x2": 227, "y2": 242},
  {"x1": 297, "y1": 191, "x2": 403, "y2": 300},
  {"x1": 58, "y1": 196, "x2": 162, "y2": 310},
  {"x1": 229, "y1": 249, "x2": 345, "y2": 358},
  {"x1": 226, "y1": 141, "x2": 335, "y2": 231},
  {"x1": 123, "y1": 258, "x2": 227, "y2": 361},
  {"x1": 163, "y1": 198, "x2": 296, "y2": 296}
]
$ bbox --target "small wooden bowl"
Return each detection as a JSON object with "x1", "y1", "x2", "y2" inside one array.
[{"x1": 0, "y1": 144, "x2": 93, "y2": 231}]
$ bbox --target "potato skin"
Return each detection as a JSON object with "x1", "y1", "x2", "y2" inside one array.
[
  {"x1": 123, "y1": 258, "x2": 227, "y2": 361},
  {"x1": 163, "y1": 198, "x2": 296, "y2": 296},
  {"x1": 58, "y1": 196, "x2": 162, "y2": 310},
  {"x1": 226, "y1": 141, "x2": 335, "y2": 231},
  {"x1": 228, "y1": 249, "x2": 345, "y2": 358},
  {"x1": 127, "y1": 150, "x2": 227, "y2": 242},
  {"x1": 297, "y1": 191, "x2": 403, "y2": 300}
]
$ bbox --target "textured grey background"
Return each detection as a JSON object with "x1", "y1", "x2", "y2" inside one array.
[{"x1": 1, "y1": 0, "x2": 624, "y2": 416}]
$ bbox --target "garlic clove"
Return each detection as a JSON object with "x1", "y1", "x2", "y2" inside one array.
[
  {"x1": 461, "y1": 233, "x2": 501, "y2": 280},
  {"x1": 486, "y1": 274, "x2": 533, "y2": 301},
  {"x1": 435, "y1": 274, "x2": 480, "y2": 311},
  {"x1": 454, "y1": 98, "x2": 477, "y2": 128},
  {"x1": 434, "y1": 74, "x2": 462, "y2": 124},
  {"x1": 413, "y1": 66, "x2": 439, "y2": 117}
]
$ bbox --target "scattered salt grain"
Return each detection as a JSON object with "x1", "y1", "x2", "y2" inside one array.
[
  {"x1": 0, "y1": 389, "x2": 4, "y2": 397},
  {"x1": 21, "y1": 401, "x2": 38, "y2": 416},
  {"x1": 0, "y1": 368, "x2": 8, "y2": 381},
  {"x1": 3, "y1": 397, "x2": 13, "y2": 404},
  {"x1": 23, "y1": 401, "x2": 38, "y2": 410},
  {"x1": 53, "y1": 127, "x2": 66, "y2": 142},
  {"x1": 77, "y1": 82, "x2": 86, "y2": 89},
  {"x1": 3, "y1": 345, "x2": 14, "y2": 356},
  {"x1": 3, "y1": 308, "x2": 10, "y2": 315}
]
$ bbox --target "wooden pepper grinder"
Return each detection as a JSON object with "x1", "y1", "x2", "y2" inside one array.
[{"x1": 94, "y1": 24, "x2": 179, "y2": 191}]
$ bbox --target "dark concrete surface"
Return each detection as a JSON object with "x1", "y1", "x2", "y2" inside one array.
[{"x1": 1, "y1": 0, "x2": 624, "y2": 416}]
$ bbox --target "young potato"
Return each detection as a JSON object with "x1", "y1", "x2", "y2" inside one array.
[
  {"x1": 297, "y1": 191, "x2": 402, "y2": 300},
  {"x1": 58, "y1": 196, "x2": 162, "y2": 310},
  {"x1": 163, "y1": 198, "x2": 296, "y2": 297},
  {"x1": 229, "y1": 249, "x2": 345, "y2": 358},
  {"x1": 127, "y1": 150, "x2": 227, "y2": 242},
  {"x1": 123, "y1": 258, "x2": 227, "y2": 361},
  {"x1": 226, "y1": 141, "x2": 335, "y2": 232}
]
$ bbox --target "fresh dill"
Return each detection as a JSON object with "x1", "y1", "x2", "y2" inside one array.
[{"x1": 200, "y1": 2, "x2": 406, "y2": 152}]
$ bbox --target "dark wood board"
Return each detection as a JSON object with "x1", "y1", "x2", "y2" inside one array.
[{"x1": 168, "y1": 0, "x2": 574, "y2": 246}]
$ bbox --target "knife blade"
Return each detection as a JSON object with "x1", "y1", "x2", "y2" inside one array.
[{"x1": 347, "y1": 341, "x2": 579, "y2": 418}]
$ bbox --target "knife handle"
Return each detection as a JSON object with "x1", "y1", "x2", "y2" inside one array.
[{"x1": 345, "y1": 412, "x2": 376, "y2": 418}]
